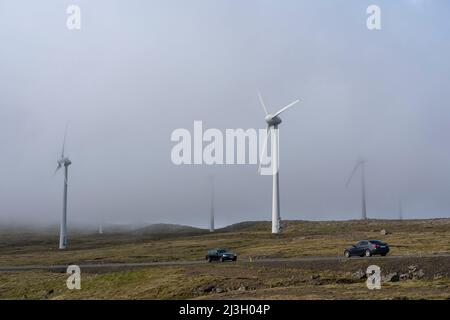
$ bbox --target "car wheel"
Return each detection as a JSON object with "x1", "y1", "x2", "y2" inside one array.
[
  {"x1": 207, "y1": 257, "x2": 212, "y2": 263},
  {"x1": 365, "y1": 250, "x2": 372, "y2": 257},
  {"x1": 344, "y1": 251, "x2": 350, "y2": 258},
  {"x1": 220, "y1": 257, "x2": 224, "y2": 262}
]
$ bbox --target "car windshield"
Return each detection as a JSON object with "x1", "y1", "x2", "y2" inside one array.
[
  {"x1": 217, "y1": 249, "x2": 227, "y2": 253},
  {"x1": 370, "y1": 240, "x2": 383, "y2": 244}
]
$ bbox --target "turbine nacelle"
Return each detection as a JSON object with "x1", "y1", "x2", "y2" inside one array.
[
  {"x1": 57, "y1": 157, "x2": 72, "y2": 167},
  {"x1": 265, "y1": 115, "x2": 282, "y2": 126}
]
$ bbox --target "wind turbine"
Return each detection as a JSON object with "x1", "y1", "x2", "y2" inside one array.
[
  {"x1": 346, "y1": 159, "x2": 367, "y2": 220},
  {"x1": 99, "y1": 211, "x2": 104, "y2": 234},
  {"x1": 55, "y1": 126, "x2": 72, "y2": 249},
  {"x1": 257, "y1": 92, "x2": 301, "y2": 234},
  {"x1": 209, "y1": 176, "x2": 215, "y2": 232},
  {"x1": 398, "y1": 199, "x2": 403, "y2": 220}
]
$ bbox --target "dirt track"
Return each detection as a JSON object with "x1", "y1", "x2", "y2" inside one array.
[{"x1": 1, "y1": 253, "x2": 449, "y2": 277}]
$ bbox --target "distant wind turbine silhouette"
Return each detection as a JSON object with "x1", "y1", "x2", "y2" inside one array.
[
  {"x1": 54, "y1": 125, "x2": 72, "y2": 249},
  {"x1": 209, "y1": 176, "x2": 215, "y2": 232},
  {"x1": 346, "y1": 159, "x2": 367, "y2": 220},
  {"x1": 398, "y1": 199, "x2": 403, "y2": 220}
]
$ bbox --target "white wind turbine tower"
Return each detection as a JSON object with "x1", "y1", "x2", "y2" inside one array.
[
  {"x1": 398, "y1": 199, "x2": 403, "y2": 220},
  {"x1": 98, "y1": 221, "x2": 104, "y2": 235},
  {"x1": 209, "y1": 176, "x2": 215, "y2": 232},
  {"x1": 346, "y1": 159, "x2": 367, "y2": 220},
  {"x1": 98, "y1": 212, "x2": 104, "y2": 234},
  {"x1": 258, "y1": 92, "x2": 301, "y2": 234},
  {"x1": 55, "y1": 126, "x2": 72, "y2": 249}
]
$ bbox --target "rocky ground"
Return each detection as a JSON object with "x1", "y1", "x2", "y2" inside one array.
[
  {"x1": 0, "y1": 255, "x2": 448, "y2": 300},
  {"x1": 0, "y1": 219, "x2": 448, "y2": 299}
]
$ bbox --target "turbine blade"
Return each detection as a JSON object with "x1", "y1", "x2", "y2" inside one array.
[
  {"x1": 54, "y1": 162, "x2": 62, "y2": 175},
  {"x1": 257, "y1": 91, "x2": 269, "y2": 115},
  {"x1": 273, "y1": 99, "x2": 301, "y2": 118},
  {"x1": 258, "y1": 126, "x2": 271, "y2": 173},
  {"x1": 345, "y1": 161, "x2": 362, "y2": 188},
  {"x1": 61, "y1": 123, "x2": 69, "y2": 158}
]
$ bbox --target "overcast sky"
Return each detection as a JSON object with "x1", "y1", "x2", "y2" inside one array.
[{"x1": 1, "y1": 0, "x2": 449, "y2": 228}]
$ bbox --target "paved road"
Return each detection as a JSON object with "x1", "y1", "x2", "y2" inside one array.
[{"x1": 0, "y1": 253, "x2": 448, "y2": 272}]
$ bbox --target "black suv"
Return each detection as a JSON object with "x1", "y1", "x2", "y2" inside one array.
[
  {"x1": 344, "y1": 240, "x2": 389, "y2": 258},
  {"x1": 206, "y1": 248, "x2": 237, "y2": 262}
]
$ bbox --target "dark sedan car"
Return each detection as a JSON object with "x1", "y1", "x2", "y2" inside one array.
[
  {"x1": 344, "y1": 240, "x2": 389, "y2": 258},
  {"x1": 206, "y1": 248, "x2": 237, "y2": 262}
]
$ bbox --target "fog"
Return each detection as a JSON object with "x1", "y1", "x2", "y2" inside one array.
[{"x1": 1, "y1": 0, "x2": 449, "y2": 229}]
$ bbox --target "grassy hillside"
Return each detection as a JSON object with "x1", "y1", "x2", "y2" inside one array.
[
  {"x1": 0, "y1": 219, "x2": 448, "y2": 266},
  {"x1": 1, "y1": 257, "x2": 449, "y2": 300},
  {"x1": 0, "y1": 219, "x2": 448, "y2": 300}
]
